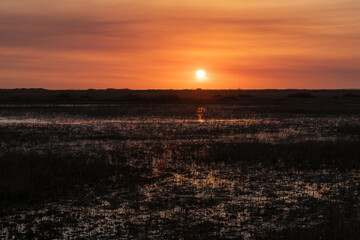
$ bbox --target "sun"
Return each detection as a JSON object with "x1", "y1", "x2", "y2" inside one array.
[{"x1": 196, "y1": 70, "x2": 206, "y2": 80}]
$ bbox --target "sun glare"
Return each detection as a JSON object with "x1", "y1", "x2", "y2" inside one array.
[{"x1": 196, "y1": 70, "x2": 206, "y2": 81}]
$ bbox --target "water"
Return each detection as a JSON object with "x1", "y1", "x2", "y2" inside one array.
[{"x1": 1, "y1": 104, "x2": 360, "y2": 239}]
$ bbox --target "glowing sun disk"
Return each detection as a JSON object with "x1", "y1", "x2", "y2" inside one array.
[{"x1": 196, "y1": 70, "x2": 206, "y2": 79}]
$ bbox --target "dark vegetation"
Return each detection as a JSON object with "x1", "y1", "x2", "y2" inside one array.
[
  {"x1": 0, "y1": 151, "x2": 115, "y2": 206},
  {"x1": 287, "y1": 92, "x2": 316, "y2": 98},
  {"x1": 1, "y1": 139, "x2": 360, "y2": 207},
  {"x1": 202, "y1": 140, "x2": 360, "y2": 170},
  {"x1": 257, "y1": 203, "x2": 360, "y2": 240},
  {"x1": 0, "y1": 88, "x2": 360, "y2": 104},
  {"x1": 1, "y1": 89, "x2": 360, "y2": 239},
  {"x1": 343, "y1": 92, "x2": 359, "y2": 98}
]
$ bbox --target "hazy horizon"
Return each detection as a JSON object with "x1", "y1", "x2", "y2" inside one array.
[{"x1": 3, "y1": 88, "x2": 360, "y2": 91}]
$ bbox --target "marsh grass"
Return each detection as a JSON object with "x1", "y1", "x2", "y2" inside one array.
[
  {"x1": 1, "y1": 138, "x2": 360, "y2": 207},
  {"x1": 201, "y1": 140, "x2": 360, "y2": 169},
  {"x1": 257, "y1": 202, "x2": 360, "y2": 240},
  {"x1": 0, "y1": 151, "x2": 117, "y2": 205},
  {"x1": 1, "y1": 100, "x2": 360, "y2": 238}
]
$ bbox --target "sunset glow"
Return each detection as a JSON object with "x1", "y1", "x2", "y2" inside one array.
[
  {"x1": 1, "y1": 0, "x2": 360, "y2": 89},
  {"x1": 196, "y1": 70, "x2": 206, "y2": 80}
]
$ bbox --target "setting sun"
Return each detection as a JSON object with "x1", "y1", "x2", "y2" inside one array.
[{"x1": 196, "y1": 70, "x2": 206, "y2": 80}]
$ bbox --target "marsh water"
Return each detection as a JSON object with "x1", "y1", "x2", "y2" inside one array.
[{"x1": 1, "y1": 104, "x2": 360, "y2": 239}]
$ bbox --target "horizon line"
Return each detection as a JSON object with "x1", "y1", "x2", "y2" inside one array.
[{"x1": 2, "y1": 88, "x2": 360, "y2": 91}]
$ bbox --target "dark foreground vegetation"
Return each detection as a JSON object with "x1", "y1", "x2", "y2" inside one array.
[
  {"x1": 1, "y1": 89, "x2": 360, "y2": 239},
  {"x1": 2, "y1": 139, "x2": 360, "y2": 206}
]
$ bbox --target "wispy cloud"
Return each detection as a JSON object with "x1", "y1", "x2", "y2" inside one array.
[{"x1": 0, "y1": 13, "x2": 152, "y2": 51}]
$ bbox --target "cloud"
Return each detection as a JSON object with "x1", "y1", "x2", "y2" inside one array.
[
  {"x1": 1, "y1": 7, "x2": 359, "y2": 53},
  {"x1": 0, "y1": 13, "x2": 152, "y2": 51},
  {"x1": 216, "y1": 56, "x2": 360, "y2": 88}
]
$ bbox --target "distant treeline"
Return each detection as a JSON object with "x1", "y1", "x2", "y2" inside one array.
[{"x1": 0, "y1": 89, "x2": 360, "y2": 104}]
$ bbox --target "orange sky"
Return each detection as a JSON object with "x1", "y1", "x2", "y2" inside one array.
[{"x1": 1, "y1": 0, "x2": 360, "y2": 89}]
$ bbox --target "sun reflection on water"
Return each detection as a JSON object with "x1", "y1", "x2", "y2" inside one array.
[{"x1": 197, "y1": 107, "x2": 206, "y2": 122}]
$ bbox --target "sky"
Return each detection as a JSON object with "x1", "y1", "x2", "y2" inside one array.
[{"x1": 1, "y1": 0, "x2": 360, "y2": 89}]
